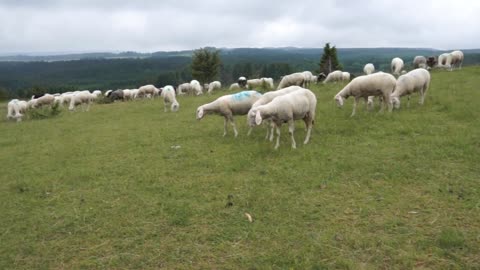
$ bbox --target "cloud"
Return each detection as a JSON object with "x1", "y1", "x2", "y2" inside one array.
[{"x1": 0, "y1": 0, "x2": 478, "y2": 53}]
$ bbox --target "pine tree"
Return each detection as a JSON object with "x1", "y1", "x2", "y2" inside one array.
[
  {"x1": 318, "y1": 43, "x2": 343, "y2": 74},
  {"x1": 191, "y1": 48, "x2": 221, "y2": 84}
]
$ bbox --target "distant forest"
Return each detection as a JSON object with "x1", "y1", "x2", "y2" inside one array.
[{"x1": 1, "y1": 47, "x2": 480, "y2": 99}]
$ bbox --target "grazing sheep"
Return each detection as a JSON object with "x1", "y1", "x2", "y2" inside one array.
[
  {"x1": 247, "y1": 85, "x2": 304, "y2": 139},
  {"x1": 312, "y1": 76, "x2": 318, "y2": 84},
  {"x1": 450, "y1": 50, "x2": 464, "y2": 70},
  {"x1": 177, "y1": 83, "x2": 192, "y2": 95},
  {"x1": 161, "y1": 85, "x2": 179, "y2": 112},
  {"x1": 277, "y1": 72, "x2": 306, "y2": 89},
  {"x1": 334, "y1": 72, "x2": 396, "y2": 117},
  {"x1": 206, "y1": 81, "x2": 222, "y2": 94},
  {"x1": 137, "y1": 85, "x2": 160, "y2": 99},
  {"x1": 104, "y1": 90, "x2": 113, "y2": 97},
  {"x1": 229, "y1": 83, "x2": 241, "y2": 91},
  {"x1": 28, "y1": 94, "x2": 55, "y2": 109},
  {"x1": 196, "y1": 90, "x2": 262, "y2": 137},
  {"x1": 323, "y1": 70, "x2": 344, "y2": 83},
  {"x1": 108, "y1": 89, "x2": 124, "y2": 102},
  {"x1": 7, "y1": 99, "x2": 28, "y2": 122},
  {"x1": 122, "y1": 89, "x2": 133, "y2": 101},
  {"x1": 363, "y1": 63, "x2": 375, "y2": 75},
  {"x1": 302, "y1": 71, "x2": 314, "y2": 87},
  {"x1": 69, "y1": 91, "x2": 94, "y2": 111},
  {"x1": 391, "y1": 68, "x2": 431, "y2": 109},
  {"x1": 190, "y1": 80, "x2": 203, "y2": 95},
  {"x1": 413, "y1": 56, "x2": 427, "y2": 69},
  {"x1": 263, "y1": 77, "x2": 275, "y2": 89},
  {"x1": 391, "y1": 57, "x2": 404, "y2": 76},
  {"x1": 252, "y1": 88, "x2": 317, "y2": 149},
  {"x1": 438, "y1": 53, "x2": 452, "y2": 69},
  {"x1": 342, "y1": 72, "x2": 351, "y2": 82}
]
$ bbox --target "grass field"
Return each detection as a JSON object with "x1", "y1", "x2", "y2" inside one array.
[{"x1": 1, "y1": 67, "x2": 479, "y2": 269}]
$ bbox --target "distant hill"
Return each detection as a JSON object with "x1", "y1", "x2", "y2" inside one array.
[{"x1": 1, "y1": 47, "x2": 479, "y2": 99}]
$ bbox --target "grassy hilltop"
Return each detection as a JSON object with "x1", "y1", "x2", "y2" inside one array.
[{"x1": 0, "y1": 67, "x2": 479, "y2": 269}]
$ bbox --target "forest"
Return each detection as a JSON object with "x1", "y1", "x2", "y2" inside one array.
[{"x1": 1, "y1": 47, "x2": 479, "y2": 99}]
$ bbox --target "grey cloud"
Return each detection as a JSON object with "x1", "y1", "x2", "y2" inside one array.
[{"x1": 0, "y1": 0, "x2": 479, "y2": 53}]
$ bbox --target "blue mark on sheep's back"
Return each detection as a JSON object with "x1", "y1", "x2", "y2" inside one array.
[{"x1": 231, "y1": 91, "x2": 260, "y2": 101}]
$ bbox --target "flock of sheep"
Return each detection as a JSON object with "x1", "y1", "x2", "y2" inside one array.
[{"x1": 5, "y1": 50, "x2": 464, "y2": 149}]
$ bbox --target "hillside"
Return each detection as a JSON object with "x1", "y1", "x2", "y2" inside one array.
[
  {"x1": 1, "y1": 47, "x2": 480, "y2": 98},
  {"x1": 1, "y1": 67, "x2": 479, "y2": 269}
]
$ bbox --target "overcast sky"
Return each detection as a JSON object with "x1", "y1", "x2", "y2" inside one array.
[{"x1": 0, "y1": 0, "x2": 479, "y2": 54}]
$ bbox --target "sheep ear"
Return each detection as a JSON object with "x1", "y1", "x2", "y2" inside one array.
[{"x1": 255, "y1": 111, "x2": 262, "y2": 125}]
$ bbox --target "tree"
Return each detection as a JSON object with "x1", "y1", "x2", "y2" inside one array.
[
  {"x1": 318, "y1": 43, "x2": 343, "y2": 74},
  {"x1": 191, "y1": 48, "x2": 221, "y2": 84}
]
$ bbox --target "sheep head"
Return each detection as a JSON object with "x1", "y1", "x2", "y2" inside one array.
[
  {"x1": 196, "y1": 107, "x2": 204, "y2": 120},
  {"x1": 255, "y1": 110, "x2": 263, "y2": 125},
  {"x1": 334, "y1": 94, "x2": 344, "y2": 107}
]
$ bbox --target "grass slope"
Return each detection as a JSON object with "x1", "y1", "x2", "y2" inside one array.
[{"x1": 1, "y1": 67, "x2": 479, "y2": 269}]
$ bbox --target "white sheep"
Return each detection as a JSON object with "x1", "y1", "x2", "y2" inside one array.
[
  {"x1": 277, "y1": 72, "x2": 306, "y2": 89},
  {"x1": 229, "y1": 83, "x2": 241, "y2": 91},
  {"x1": 391, "y1": 68, "x2": 431, "y2": 109},
  {"x1": 334, "y1": 72, "x2": 396, "y2": 117},
  {"x1": 363, "y1": 63, "x2": 375, "y2": 75},
  {"x1": 69, "y1": 91, "x2": 94, "y2": 111},
  {"x1": 92, "y1": 90, "x2": 102, "y2": 98},
  {"x1": 437, "y1": 53, "x2": 452, "y2": 69},
  {"x1": 247, "y1": 85, "x2": 303, "y2": 139},
  {"x1": 263, "y1": 77, "x2": 275, "y2": 89},
  {"x1": 196, "y1": 90, "x2": 262, "y2": 137},
  {"x1": 323, "y1": 70, "x2": 344, "y2": 83},
  {"x1": 104, "y1": 90, "x2": 113, "y2": 97},
  {"x1": 251, "y1": 88, "x2": 317, "y2": 149},
  {"x1": 130, "y1": 89, "x2": 139, "y2": 99},
  {"x1": 450, "y1": 50, "x2": 464, "y2": 70},
  {"x1": 342, "y1": 72, "x2": 351, "y2": 82},
  {"x1": 413, "y1": 56, "x2": 427, "y2": 69},
  {"x1": 302, "y1": 71, "x2": 314, "y2": 87},
  {"x1": 137, "y1": 85, "x2": 160, "y2": 99},
  {"x1": 123, "y1": 89, "x2": 133, "y2": 101},
  {"x1": 28, "y1": 94, "x2": 55, "y2": 109},
  {"x1": 7, "y1": 99, "x2": 28, "y2": 122},
  {"x1": 391, "y1": 57, "x2": 404, "y2": 76},
  {"x1": 190, "y1": 80, "x2": 203, "y2": 95},
  {"x1": 161, "y1": 85, "x2": 179, "y2": 112},
  {"x1": 207, "y1": 81, "x2": 222, "y2": 94}
]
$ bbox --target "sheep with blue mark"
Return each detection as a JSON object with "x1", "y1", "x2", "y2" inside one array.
[
  {"x1": 161, "y1": 85, "x2": 179, "y2": 112},
  {"x1": 196, "y1": 90, "x2": 262, "y2": 137}
]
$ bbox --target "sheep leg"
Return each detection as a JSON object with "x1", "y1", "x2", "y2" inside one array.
[
  {"x1": 229, "y1": 116, "x2": 239, "y2": 138},
  {"x1": 385, "y1": 94, "x2": 393, "y2": 113},
  {"x1": 419, "y1": 89, "x2": 425, "y2": 105},
  {"x1": 351, "y1": 97, "x2": 359, "y2": 117},
  {"x1": 269, "y1": 122, "x2": 275, "y2": 141},
  {"x1": 288, "y1": 120, "x2": 297, "y2": 149},
  {"x1": 303, "y1": 119, "x2": 312, "y2": 145},
  {"x1": 274, "y1": 126, "x2": 281, "y2": 150},
  {"x1": 407, "y1": 96, "x2": 411, "y2": 108},
  {"x1": 223, "y1": 117, "x2": 228, "y2": 137}
]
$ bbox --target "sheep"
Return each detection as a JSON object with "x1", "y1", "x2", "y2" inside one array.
[
  {"x1": 7, "y1": 99, "x2": 28, "y2": 122},
  {"x1": 229, "y1": 83, "x2": 241, "y2": 91},
  {"x1": 28, "y1": 94, "x2": 55, "y2": 109},
  {"x1": 277, "y1": 72, "x2": 306, "y2": 89},
  {"x1": 450, "y1": 50, "x2": 464, "y2": 70},
  {"x1": 413, "y1": 56, "x2": 427, "y2": 69},
  {"x1": 312, "y1": 76, "x2": 318, "y2": 84},
  {"x1": 161, "y1": 85, "x2": 179, "y2": 112},
  {"x1": 69, "y1": 91, "x2": 94, "y2": 111},
  {"x1": 177, "y1": 83, "x2": 191, "y2": 95},
  {"x1": 263, "y1": 77, "x2": 275, "y2": 89},
  {"x1": 196, "y1": 90, "x2": 262, "y2": 137},
  {"x1": 391, "y1": 68, "x2": 431, "y2": 109},
  {"x1": 206, "y1": 81, "x2": 222, "y2": 94},
  {"x1": 251, "y1": 88, "x2": 317, "y2": 149},
  {"x1": 302, "y1": 71, "x2": 314, "y2": 87},
  {"x1": 137, "y1": 85, "x2": 160, "y2": 99},
  {"x1": 190, "y1": 80, "x2": 203, "y2": 95},
  {"x1": 323, "y1": 70, "x2": 344, "y2": 83},
  {"x1": 104, "y1": 90, "x2": 113, "y2": 97},
  {"x1": 122, "y1": 89, "x2": 133, "y2": 101},
  {"x1": 342, "y1": 72, "x2": 351, "y2": 82},
  {"x1": 247, "y1": 85, "x2": 304, "y2": 140},
  {"x1": 437, "y1": 53, "x2": 452, "y2": 69},
  {"x1": 246, "y1": 78, "x2": 264, "y2": 89},
  {"x1": 130, "y1": 89, "x2": 139, "y2": 99},
  {"x1": 363, "y1": 63, "x2": 375, "y2": 75},
  {"x1": 391, "y1": 57, "x2": 404, "y2": 76},
  {"x1": 238, "y1": 77, "x2": 247, "y2": 88},
  {"x1": 334, "y1": 72, "x2": 396, "y2": 117},
  {"x1": 108, "y1": 89, "x2": 124, "y2": 102}
]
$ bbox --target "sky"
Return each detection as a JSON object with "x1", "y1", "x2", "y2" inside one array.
[{"x1": 0, "y1": 0, "x2": 479, "y2": 54}]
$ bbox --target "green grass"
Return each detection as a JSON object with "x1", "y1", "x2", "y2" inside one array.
[{"x1": 1, "y1": 67, "x2": 480, "y2": 269}]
